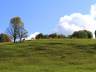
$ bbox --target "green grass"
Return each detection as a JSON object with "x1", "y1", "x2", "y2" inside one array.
[{"x1": 0, "y1": 39, "x2": 96, "y2": 72}]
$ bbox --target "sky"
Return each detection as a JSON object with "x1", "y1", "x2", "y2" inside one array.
[{"x1": 0, "y1": 0, "x2": 96, "y2": 37}]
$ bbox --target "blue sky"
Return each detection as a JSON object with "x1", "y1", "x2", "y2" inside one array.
[{"x1": 0, "y1": 0, "x2": 96, "y2": 35}]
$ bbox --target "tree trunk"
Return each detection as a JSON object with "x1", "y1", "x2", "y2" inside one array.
[
  {"x1": 14, "y1": 38, "x2": 16, "y2": 43},
  {"x1": 20, "y1": 37, "x2": 22, "y2": 42}
]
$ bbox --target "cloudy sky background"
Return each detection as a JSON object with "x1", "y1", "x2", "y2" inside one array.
[
  {"x1": 56, "y1": 4, "x2": 96, "y2": 38},
  {"x1": 0, "y1": 0, "x2": 96, "y2": 39}
]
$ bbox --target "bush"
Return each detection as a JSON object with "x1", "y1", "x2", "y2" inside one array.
[{"x1": 0, "y1": 33, "x2": 11, "y2": 42}]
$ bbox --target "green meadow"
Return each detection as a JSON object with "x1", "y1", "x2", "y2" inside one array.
[{"x1": 0, "y1": 39, "x2": 96, "y2": 72}]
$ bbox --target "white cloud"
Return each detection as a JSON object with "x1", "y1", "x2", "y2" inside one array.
[
  {"x1": 91, "y1": 4, "x2": 96, "y2": 18},
  {"x1": 26, "y1": 32, "x2": 40, "y2": 40},
  {"x1": 56, "y1": 4, "x2": 96, "y2": 38}
]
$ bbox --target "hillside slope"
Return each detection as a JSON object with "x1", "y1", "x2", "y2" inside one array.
[{"x1": 0, "y1": 39, "x2": 96, "y2": 72}]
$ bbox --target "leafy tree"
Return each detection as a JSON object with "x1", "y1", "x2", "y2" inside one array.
[
  {"x1": 7, "y1": 16, "x2": 28, "y2": 43},
  {"x1": 35, "y1": 33, "x2": 65, "y2": 39},
  {"x1": 87, "y1": 31, "x2": 93, "y2": 38},
  {"x1": 48, "y1": 33, "x2": 65, "y2": 39},
  {"x1": 57, "y1": 34, "x2": 66, "y2": 39},
  {"x1": 35, "y1": 33, "x2": 49, "y2": 39},
  {"x1": 71, "y1": 30, "x2": 93, "y2": 39},
  {"x1": 95, "y1": 30, "x2": 96, "y2": 38},
  {"x1": 0, "y1": 33, "x2": 11, "y2": 42},
  {"x1": 36, "y1": 33, "x2": 44, "y2": 39},
  {"x1": 48, "y1": 33, "x2": 58, "y2": 39}
]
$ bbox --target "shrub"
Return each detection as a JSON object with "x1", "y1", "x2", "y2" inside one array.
[{"x1": 0, "y1": 33, "x2": 11, "y2": 42}]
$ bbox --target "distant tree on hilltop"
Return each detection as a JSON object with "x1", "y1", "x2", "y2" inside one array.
[
  {"x1": 95, "y1": 30, "x2": 96, "y2": 38},
  {"x1": 36, "y1": 33, "x2": 44, "y2": 39},
  {"x1": 7, "y1": 16, "x2": 28, "y2": 43},
  {"x1": 71, "y1": 30, "x2": 93, "y2": 39},
  {"x1": 48, "y1": 33, "x2": 65, "y2": 39}
]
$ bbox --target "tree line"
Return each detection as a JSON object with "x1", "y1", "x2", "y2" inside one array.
[
  {"x1": 35, "y1": 33, "x2": 66, "y2": 39},
  {"x1": 0, "y1": 16, "x2": 95, "y2": 43},
  {"x1": 35, "y1": 30, "x2": 94, "y2": 39}
]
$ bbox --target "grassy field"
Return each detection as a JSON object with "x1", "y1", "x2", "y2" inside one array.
[{"x1": 0, "y1": 39, "x2": 96, "y2": 72}]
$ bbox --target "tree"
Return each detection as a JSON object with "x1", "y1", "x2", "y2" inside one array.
[
  {"x1": 0, "y1": 33, "x2": 11, "y2": 42},
  {"x1": 57, "y1": 34, "x2": 66, "y2": 39},
  {"x1": 7, "y1": 16, "x2": 28, "y2": 43},
  {"x1": 95, "y1": 30, "x2": 96, "y2": 38},
  {"x1": 17, "y1": 24, "x2": 28, "y2": 42},
  {"x1": 36, "y1": 33, "x2": 44, "y2": 39},
  {"x1": 71, "y1": 30, "x2": 93, "y2": 39},
  {"x1": 48, "y1": 33, "x2": 65, "y2": 39},
  {"x1": 87, "y1": 31, "x2": 93, "y2": 38},
  {"x1": 48, "y1": 33, "x2": 58, "y2": 39}
]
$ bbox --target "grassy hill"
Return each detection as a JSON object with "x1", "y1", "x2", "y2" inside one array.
[{"x1": 0, "y1": 39, "x2": 96, "y2": 72}]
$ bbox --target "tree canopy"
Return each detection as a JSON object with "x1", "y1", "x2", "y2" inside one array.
[
  {"x1": 71, "y1": 30, "x2": 93, "y2": 39},
  {"x1": 7, "y1": 16, "x2": 28, "y2": 43}
]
